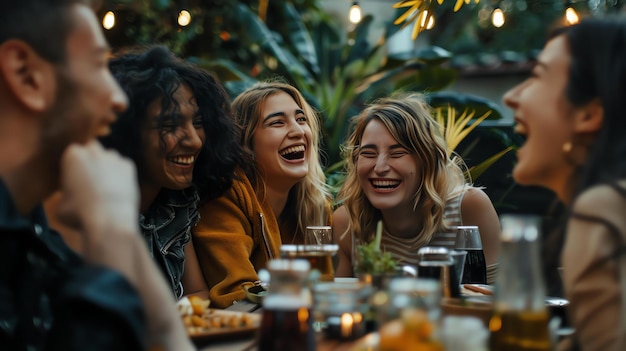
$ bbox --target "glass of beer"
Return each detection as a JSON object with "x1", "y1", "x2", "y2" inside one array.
[
  {"x1": 454, "y1": 226, "x2": 487, "y2": 284},
  {"x1": 280, "y1": 244, "x2": 338, "y2": 282},
  {"x1": 305, "y1": 226, "x2": 333, "y2": 246}
]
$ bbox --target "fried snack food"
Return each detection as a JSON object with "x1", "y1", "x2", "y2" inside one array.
[{"x1": 177, "y1": 296, "x2": 256, "y2": 335}]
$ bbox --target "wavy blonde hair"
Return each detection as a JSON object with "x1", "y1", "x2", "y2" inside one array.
[
  {"x1": 337, "y1": 93, "x2": 470, "y2": 247},
  {"x1": 231, "y1": 80, "x2": 331, "y2": 236}
]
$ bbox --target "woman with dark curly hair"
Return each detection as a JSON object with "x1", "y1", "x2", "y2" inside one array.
[{"x1": 98, "y1": 45, "x2": 243, "y2": 299}]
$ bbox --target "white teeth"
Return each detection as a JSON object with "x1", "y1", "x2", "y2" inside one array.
[
  {"x1": 372, "y1": 180, "x2": 401, "y2": 188},
  {"x1": 171, "y1": 156, "x2": 195, "y2": 165},
  {"x1": 514, "y1": 123, "x2": 527, "y2": 135},
  {"x1": 279, "y1": 145, "x2": 305, "y2": 156}
]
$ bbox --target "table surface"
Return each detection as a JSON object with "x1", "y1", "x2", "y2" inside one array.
[{"x1": 195, "y1": 280, "x2": 572, "y2": 350}]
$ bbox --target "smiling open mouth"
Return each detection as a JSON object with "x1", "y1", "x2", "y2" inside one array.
[
  {"x1": 513, "y1": 123, "x2": 528, "y2": 142},
  {"x1": 279, "y1": 145, "x2": 305, "y2": 161},
  {"x1": 169, "y1": 155, "x2": 195, "y2": 165},
  {"x1": 371, "y1": 179, "x2": 401, "y2": 189}
]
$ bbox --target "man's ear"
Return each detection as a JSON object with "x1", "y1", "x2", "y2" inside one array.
[
  {"x1": 574, "y1": 98, "x2": 604, "y2": 134},
  {"x1": 0, "y1": 40, "x2": 54, "y2": 112}
]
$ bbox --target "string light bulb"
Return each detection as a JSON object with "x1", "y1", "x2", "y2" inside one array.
[
  {"x1": 492, "y1": 8, "x2": 505, "y2": 28},
  {"x1": 420, "y1": 10, "x2": 435, "y2": 30},
  {"x1": 178, "y1": 9, "x2": 192, "y2": 27},
  {"x1": 349, "y1": 2, "x2": 362, "y2": 24},
  {"x1": 102, "y1": 10, "x2": 115, "y2": 30},
  {"x1": 565, "y1": 7, "x2": 579, "y2": 25}
]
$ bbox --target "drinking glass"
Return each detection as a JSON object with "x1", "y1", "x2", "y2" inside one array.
[
  {"x1": 450, "y1": 250, "x2": 468, "y2": 285},
  {"x1": 416, "y1": 246, "x2": 460, "y2": 298},
  {"x1": 454, "y1": 226, "x2": 487, "y2": 284},
  {"x1": 305, "y1": 226, "x2": 333, "y2": 246},
  {"x1": 280, "y1": 244, "x2": 339, "y2": 282},
  {"x1": 312, "y1": 281, "x2": 373, "y2": 338}
]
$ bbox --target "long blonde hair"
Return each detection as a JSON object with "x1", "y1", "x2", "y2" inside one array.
[
  {"x1": 231, "y1": 80, "x2": 331, "y2": 236},
  {"x1": 337, "y1": 93, "x2": 470, "y2": 247}
]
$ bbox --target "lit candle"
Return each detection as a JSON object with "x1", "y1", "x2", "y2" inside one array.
[
  {"x1": 326, "y1": 312, "x2": 365, "y2": 340},
  {"x1": 340, "y1": 313, "x2": 354, "y2": 338}
]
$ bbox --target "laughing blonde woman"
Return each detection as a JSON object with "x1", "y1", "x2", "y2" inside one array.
[{"x1": 193, "y1": 81, "x2": 332, "y2": 308}]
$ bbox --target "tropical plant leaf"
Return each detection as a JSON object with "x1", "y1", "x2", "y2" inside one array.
[
  {"x1": 433, "y1": 105, "x2": 493, "y2": 152},
  {"x1": 233, "y1": 3, "x2": 313, "y2": 84},
  {"x1": 361, "y1": 43, "x2": 389, "y2": 78},
  {"x1": 393, "y1": 66, "x2": 458, "y2": 93},
  {"x1": 188, "y1": 58, "x2": 252, "y2": 82},
  {"x1": 427, "y1": 92, "x2": 504, "y2": 120},
  {"x1": 469, "y1": 146, "x2": 514, "y2": 180},
  {"x1": 282, "y1": 2, "x2": 320, "y2": 76},
  {"x1": 345, "y1": 15, "x2": 375, "y2": 64}
]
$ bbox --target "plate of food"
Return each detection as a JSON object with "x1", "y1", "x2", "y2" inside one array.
[{"x1": 178, "y1": 296, "x2": 262, "y2": 344}]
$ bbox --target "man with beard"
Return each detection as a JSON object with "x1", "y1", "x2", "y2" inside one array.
[{"x1": 0, "y1": 1, "x2": 194, "y2": 350}]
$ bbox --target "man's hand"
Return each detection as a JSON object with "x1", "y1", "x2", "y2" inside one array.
[
  {"x1": 56, "y1": 141, "x2": 139, "y2": 241},
  {"x1": 56, "y1": 141, "x2": 195, "y2": 351}
]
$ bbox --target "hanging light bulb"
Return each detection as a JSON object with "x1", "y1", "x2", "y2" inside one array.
[
  {"x1": 565, "y1": 7, "x2": 579, "y2": 25},
  {"x1": 492, "y1": 8, "x2": 505, "y2": 28},
  {"x1": 102, "y1": 10, "x2": 115, "y2": 30},
  {"x1": 178, "y1": 9, "x2": 192, "y2": 27},
  {"x1": 420, "y1": 10, "x2": 436, "y2": 30},
  {"x1": 349, "y1": 2, "x2": 362, "y2": 24}
]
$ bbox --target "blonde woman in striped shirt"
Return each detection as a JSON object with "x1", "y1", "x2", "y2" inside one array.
[{"x1": 333, "y1": 93, "x2": 501, "y2": 284}]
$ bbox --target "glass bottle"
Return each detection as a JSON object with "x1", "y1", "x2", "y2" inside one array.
[
  {"x1": 489, "y1": 214, "x2": 552, "y2": 351},
  {"x1": 375, "y1": 277, "x2": 444, "y2": 350},
  {"x1": 376, "y1": 277, "x2": 441, "y2": 326},
  {"x1": 258, "y1": 259, "x2": 316, "y2": 351}
]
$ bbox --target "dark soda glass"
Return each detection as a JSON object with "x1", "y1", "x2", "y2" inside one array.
[
  {"x1": 461, "y1": 249, "x2": 487, "y2": 284},
  {"x1": 417, "y1": 263, "x2": 460, "y2": 298}
]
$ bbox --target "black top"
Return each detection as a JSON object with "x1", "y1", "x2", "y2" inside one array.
[{"x1": 0, "y1": 180, "x2": 146, "y2": 350}]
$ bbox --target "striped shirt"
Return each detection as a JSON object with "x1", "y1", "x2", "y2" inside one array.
[
  {"x1": 378, "y1": 187, "x2": 498, "y2": 284},
  {"x1": 379, "y1": 190, "x2": 464, "y2": 267}
]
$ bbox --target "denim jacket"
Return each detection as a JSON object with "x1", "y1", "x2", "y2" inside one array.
[
  {"x1": 139, "y1": 188, "x2": 200, "y2": 299},
  {"x1": 0, "y1": 181, "x2": 145, "y2": 351}
]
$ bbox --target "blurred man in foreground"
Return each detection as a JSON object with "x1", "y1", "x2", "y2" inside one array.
[{"x1": 0, "y1": 1, "x2": 194, "y2": 350}]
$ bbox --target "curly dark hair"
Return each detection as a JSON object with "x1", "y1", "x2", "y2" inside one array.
[{"x1": 102, "y1": 45, "x2": 243, "y2": 202}]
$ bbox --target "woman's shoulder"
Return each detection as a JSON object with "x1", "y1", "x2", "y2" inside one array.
[
  {"x1": 457, "y1": 186, "x2": 492, "y2": 209},
  {"x1": 333, "y1": 205, "x2": 349, "y2": 220},
  {"x1": 216, "y1": 167, "x2": 255, "y2": 198},
  {"x1": 570, "y1": 181, "x2": 626, "y2": 239},
  {"x1": 332, "y1": 206, "x2": 350, "y2": 233},
  {"x1": 573, "y1": 181, "x2": 626, "y2": 217},
  {"x1": 197, "y1": 167, "x2": 260, "y2": 214}
]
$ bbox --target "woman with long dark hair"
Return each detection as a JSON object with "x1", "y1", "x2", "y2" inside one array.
[{"x1": 503, "y1": 16, "x2": 626, "y2": 350}]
